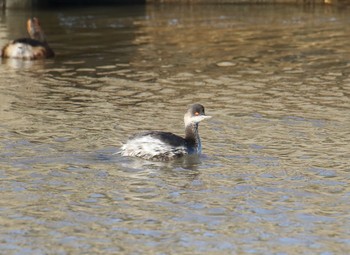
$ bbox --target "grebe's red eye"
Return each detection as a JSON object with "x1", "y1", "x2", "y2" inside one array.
[{"x1": 195, "y1": 112, "x2": 199, "y2": 116}]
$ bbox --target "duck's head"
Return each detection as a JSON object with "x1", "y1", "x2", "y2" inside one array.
[{"x1": 27, "y1": 17, "x2": 45, "y2": 42}]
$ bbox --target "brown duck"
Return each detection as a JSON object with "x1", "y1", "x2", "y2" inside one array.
[{"x1": 1, "y1": 17, "x2": 54, "y2": 60}]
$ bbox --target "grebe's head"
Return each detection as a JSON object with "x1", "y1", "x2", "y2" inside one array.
[
  {"x1": 184, "y1": 104, "x2": 211, "y2": 126},
  {"x1": 27, "y1": 17, "x2": 45, "y2": 42}
]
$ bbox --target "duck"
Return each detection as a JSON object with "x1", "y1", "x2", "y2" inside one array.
[{"x1": 1, "y1": 17, "x2": 54, "y2": 60}]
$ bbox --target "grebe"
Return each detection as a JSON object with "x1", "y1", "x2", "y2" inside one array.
[
  {"x1": 1, "y1": 17, "x2": 54, "y2": 60},
  {"x1": 120, "y1": 104, "x2": 211, "y2": 161}
]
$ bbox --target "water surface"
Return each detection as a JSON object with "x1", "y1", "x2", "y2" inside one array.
[{"x1": 0, "y1": 4, "x2": 349, "y2": 254}]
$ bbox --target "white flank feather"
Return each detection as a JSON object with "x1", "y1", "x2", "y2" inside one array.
[
  {"x1": 6, "y1": 43, "x2": 34, "y2": 59},
  {"x1": 120, "y1": 135, "x2": 187, "y2": 161}
]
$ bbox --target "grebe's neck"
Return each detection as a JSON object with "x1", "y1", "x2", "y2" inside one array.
[{"x1": 184, "y1": 123, "x2": 201, "y2": 154}]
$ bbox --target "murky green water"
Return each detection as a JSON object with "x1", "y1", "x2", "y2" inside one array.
[{"x1": 0, "y1": 4, "x2": 349, "y2": 254}]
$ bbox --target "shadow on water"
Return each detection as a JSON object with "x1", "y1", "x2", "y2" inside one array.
[
  {"x1": 1, "y1": 5, "x2": 146, "y2": 69},
  {"x1": 118, "y1": 155, "x2": 202, "y2": 171},
  {"x1": 35, "y1": 0, "x2": 146, "y2": 7},
  {"x1": 97, "y1": 148, "x2": 203, "y2": 175}
]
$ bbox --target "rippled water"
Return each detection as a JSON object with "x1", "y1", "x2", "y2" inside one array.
[{"x1": 0, "y1": 4, "x2": 349, "y2": 254}]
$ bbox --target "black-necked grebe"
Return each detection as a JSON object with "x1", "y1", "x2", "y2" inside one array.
[
  {"x1": 120, "y1": 104, "x2": 211, "y2": 161},
  {"x1": 1, "y1": 17, "x2": 54, "y2": 60}
]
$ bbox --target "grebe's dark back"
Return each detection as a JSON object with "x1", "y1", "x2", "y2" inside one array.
[
  {"x1": 1, "y1": 17, "x2": 54, "y2": 60},
  {"x1": 120, "y1": 104, "x2": 211, "y2": 161}
]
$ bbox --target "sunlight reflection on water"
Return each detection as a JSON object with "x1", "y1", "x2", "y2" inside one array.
[{"x1": 0, "y1": 4, "x2": 350, "y2": 255}]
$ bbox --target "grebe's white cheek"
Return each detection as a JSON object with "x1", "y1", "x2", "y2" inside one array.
[{"x1": 184, "y1": 114, "x2": 192, "y2": 126}]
